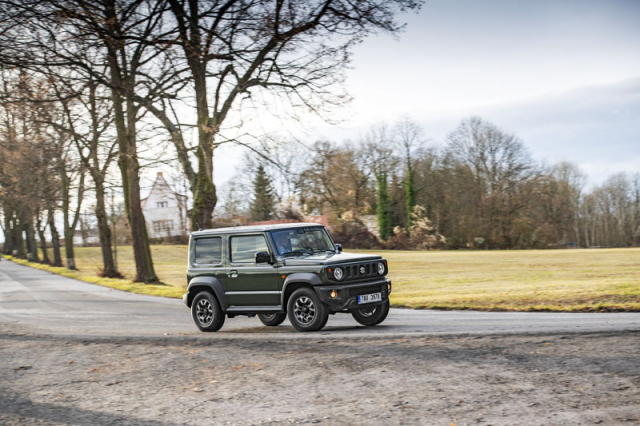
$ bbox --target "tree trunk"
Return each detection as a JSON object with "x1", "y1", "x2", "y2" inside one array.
[
  {"x1": 94, "y1": 177, "x2": 118, "y2": 277},
  {"x1": 191, "y1": 142, "x2": 217, "y2": 230},
  {"x1": 14, "y1": 216, "x2": 26, "y2": 258},
  {"x1": 60, "y1": 164, "x2": 78, "y2": 270},
  {"x1": 63, "y1": 226, "x2": 76, "y2": 269},
  {"x1": 48, "y1": 208, "x2": 62, "y2": 267},
  {"x1": 36, "y1": 210, "x2": 50, "y2": 264},
  {"x1": 24, "y1": 218, "x2": 39, "y2": 262},
  {"x1": 189, "y1": 61, "x2": 217, "y2": 230},
  {"x1": 112, "y1": 89, "x2": 157, "y2": 283},
  {"x1": 2, "y1": 208, "x2": 13, "y2": 255}
]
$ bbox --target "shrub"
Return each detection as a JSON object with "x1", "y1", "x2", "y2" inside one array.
[{"x1": 328, "y1": 220, "x2": 383, "y2": 250}]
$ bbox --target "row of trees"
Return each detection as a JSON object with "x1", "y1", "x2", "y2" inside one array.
[
  {"x1": 0, "y1": 0, "x2": 420, "y2": 281},
  {"x1": 235, "y1": 117, "x2": 640, "y2": 249}
]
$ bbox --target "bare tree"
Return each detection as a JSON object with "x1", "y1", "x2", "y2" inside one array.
[
  {"x1": 303, "y1": 140, "x2": 371, "y2": 220},
  {"x1": 0, "y1": 0, "x2": 166, "y2": 281},
  {"x1": 445, "y1": 117, "x2": 537, "y2": 248},
  {"x1": 50, "y1": 75, "x2": 121, "y2": 276},
  {"x1": 147, "y1": 0, "x2": 423, "y2": 229},
  {"x1": 0, "y1": 69, "x2": 57, "y2": 261}
]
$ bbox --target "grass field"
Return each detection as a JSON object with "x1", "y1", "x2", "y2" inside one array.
[{"x1": 4, "y1": 246, "x2": 640, "y2": 311}]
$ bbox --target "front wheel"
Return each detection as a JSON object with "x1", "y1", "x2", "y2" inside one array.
[
  {"x1": 258, "y1": 313, "x2": 287, "y2": 326},
  {"x1": 351, "y1": 300, "x2": 390, "y2": 326},
  {"x1": 191, "y1": 291, "x2": 225, "y2": 332},
  {"x1": 287, "y1": 288, "x2": 329, "y2": 332}
]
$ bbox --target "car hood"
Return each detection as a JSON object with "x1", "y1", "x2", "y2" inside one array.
[{"x1": 282, "y1": 252, "x2": 382, "y2": 266}]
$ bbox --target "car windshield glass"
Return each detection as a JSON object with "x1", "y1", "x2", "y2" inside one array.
[{"x1": 271, "y1": 228, "x2": 334, "y2": 256}]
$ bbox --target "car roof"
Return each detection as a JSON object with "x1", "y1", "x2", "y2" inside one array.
[{"x1": 191, "y1": 222, "x2": 326, "y2": 237}]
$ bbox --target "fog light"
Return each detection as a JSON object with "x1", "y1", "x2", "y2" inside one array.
[{"x1": 330, "y1": 290, "x2": 338, "y2": 299}]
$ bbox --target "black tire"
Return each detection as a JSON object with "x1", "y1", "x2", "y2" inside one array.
[
  {"x1": 258, "y1": 313, "x2": 287, "y2": 326},
  {"x1": 191, "y1": 291, "x2": 225, "y2": 332},
  {"x1": 287, "y1": 288, "x2": 329, "y2": 332},
  {"x1": 351, "y1": 300, "x2": 390, "y2": 326}
]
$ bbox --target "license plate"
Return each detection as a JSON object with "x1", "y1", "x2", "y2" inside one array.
[{"x1": 358, "y1": 292, "x2": 382, "y2": 304}]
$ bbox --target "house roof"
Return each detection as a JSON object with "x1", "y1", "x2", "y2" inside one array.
[{"x1": 141, "y1": 172, "x2": 187, "y2": 208}]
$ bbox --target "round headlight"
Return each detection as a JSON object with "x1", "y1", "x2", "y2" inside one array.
[
  {"x1": 333, "y1": 267, "x2": 344, "y2": 281},
  {"x1": 377, "y1": 262, "x2": 385, "y2": 275}
]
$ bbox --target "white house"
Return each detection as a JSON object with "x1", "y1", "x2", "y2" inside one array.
[{"x1": 142, "y1": 172, "x2": 189, "y2": 239}]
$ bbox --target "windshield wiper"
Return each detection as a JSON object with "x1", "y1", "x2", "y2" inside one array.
[{"x1": 280, "y1": 250, "x2": 313, "y2": 257}]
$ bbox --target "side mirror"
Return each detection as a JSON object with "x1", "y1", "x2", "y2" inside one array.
[
  {"x1": 255, "y1": 251, "x2": 272, "y2": 264},
  {"x1": 335, "y1": 244, "x2": 343, "y2": 253}
]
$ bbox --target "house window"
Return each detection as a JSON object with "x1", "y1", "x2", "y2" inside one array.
[
  {"x1": 153, "y1": 220, "x2": 174, "y2": 233},
  {"x1": 157, "y1": 201, "x2": 168, "y2": 208}
]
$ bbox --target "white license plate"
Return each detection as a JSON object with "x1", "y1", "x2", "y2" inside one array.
[{"x1": 358, "y1": 292, "x2": 382, "y2": 304}]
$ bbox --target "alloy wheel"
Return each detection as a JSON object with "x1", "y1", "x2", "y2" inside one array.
[
  {"x1": 293, "y1": 296, "x2": 316, "y2": 324},
  {"x1": 196, "y1": 298, "x2": 214, "y2": 326}
]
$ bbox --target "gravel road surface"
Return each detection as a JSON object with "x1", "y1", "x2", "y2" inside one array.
[{"x1": 1, "y1": 259, "x2": 639, "y2": 425}]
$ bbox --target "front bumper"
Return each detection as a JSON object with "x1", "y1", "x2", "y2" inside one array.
[
  {"x1": 315, "y1": 278, "x2": 391, "y2": 312},
  {"x1": 182, "y1": 293, "x2": 189, "y2": 307}
]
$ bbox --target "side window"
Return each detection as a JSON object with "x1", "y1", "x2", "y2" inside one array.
[
  {"x1": 230, "y1": 235, "x2": 269, "y2": 263},
  {"x1": 194, "y1": 237, "x2": 222, "y2": 264}
]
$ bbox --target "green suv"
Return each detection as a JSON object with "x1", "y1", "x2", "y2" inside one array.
[{"x1": 183, "y1": 223, "x2": 391, "y2": 332}]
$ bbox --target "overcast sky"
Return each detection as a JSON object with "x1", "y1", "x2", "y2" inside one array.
[{"x1": 212, "y1": 0, "x2": 640, "y2": 189}]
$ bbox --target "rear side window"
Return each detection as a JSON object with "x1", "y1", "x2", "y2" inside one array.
[
  {"x1": 230, "y1": 235, "x2": 269, "y2": 263},
  {"x1": 194, "y1": 237, "x2": 222, "y2": 264}
]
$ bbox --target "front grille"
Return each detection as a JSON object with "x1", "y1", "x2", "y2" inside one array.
[
  {"x1": 344, "y1": 262, "x2": 379, "y2": 280},
  {"x1": 348, "y1": 284, "x2": 383, "y2": 297}
]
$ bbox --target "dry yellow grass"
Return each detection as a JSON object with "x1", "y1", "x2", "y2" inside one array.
[
  {"x1": 374, "y1": 248, "x2": 640, "y2": 311},
  {"x1": 4, "y1": 246, "x2": 640, "y2": 311}
]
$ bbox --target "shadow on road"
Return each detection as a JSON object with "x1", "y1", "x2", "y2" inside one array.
[{"x1": 0, "y1": 393, "x2": 177, "y2": 426}]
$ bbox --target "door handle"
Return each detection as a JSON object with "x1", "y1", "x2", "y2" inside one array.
[{"x1": 229, "y1": 270, "x2": 238, "y2": 278}]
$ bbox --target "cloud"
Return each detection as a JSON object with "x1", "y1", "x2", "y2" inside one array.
[{"x1": 415, "y1": 76, "x2": 640, "y2": 186}]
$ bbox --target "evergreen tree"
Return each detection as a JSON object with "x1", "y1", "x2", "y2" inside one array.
[
  {"x1": 376, "y1": 172, "x2": 392, "y2": 240},
  {"x1": 405, "y1": 159, "x2": 416, "y2": 232},
  {"x1": 249, "y1": 165, "x2": 276, "y2": 221},
  {"x1": 389, "y1": 172, "x2": 406, "y2": 229}
]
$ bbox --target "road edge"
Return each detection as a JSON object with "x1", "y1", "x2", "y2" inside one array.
[{"x1": 0, "y1": 254, "x2": 183, "y2": 299}]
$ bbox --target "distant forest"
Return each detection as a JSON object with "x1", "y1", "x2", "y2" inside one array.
[{"x1": 231, "y1": 116, "x2": 640, "y2": 251}]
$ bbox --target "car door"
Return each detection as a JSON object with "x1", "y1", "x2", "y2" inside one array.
[{"x1": 226, "y1": 233, "x2": 280, "y2": 307}]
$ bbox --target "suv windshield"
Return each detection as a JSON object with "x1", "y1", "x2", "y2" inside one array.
[{"x1": 271, "y1": 228, "x2": 334, "y2": 256}]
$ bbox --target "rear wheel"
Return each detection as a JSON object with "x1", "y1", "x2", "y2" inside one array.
[
  {"x1": 258, "y1": 313, "x2": 286, "y2": 326},
  {"x1": 191, "y1": 291, "x2": 225, "y2": 332},
  {"x1": 287, "y1": 288, "x2": 329, "y2": 332},
  {"x1": 351, "y1": 300, "x2": 389, "y2": 326}
]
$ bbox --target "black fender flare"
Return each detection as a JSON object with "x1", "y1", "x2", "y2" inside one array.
[
  {"x1": 281, "y1": 273, "x2": 323, "y2": 308},
  {"x1": 186, "y1": 276, "x2": 228, "y2": 311}
]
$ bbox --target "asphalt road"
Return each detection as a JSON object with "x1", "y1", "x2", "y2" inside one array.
[
  {"x1": 2, "y1": 259, "x2": 640, "y2": 426},
  {"x1": 1, "y1": 259, "x2": 639, "y2": 338}
]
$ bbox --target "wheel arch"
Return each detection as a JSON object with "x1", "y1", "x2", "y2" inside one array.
[
  {"x1": 186, "y1": 276, "x2": 228, "y2": 311},
  {"x1": 281, "y1": 276, "x2": 320, "y2": 312}
]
